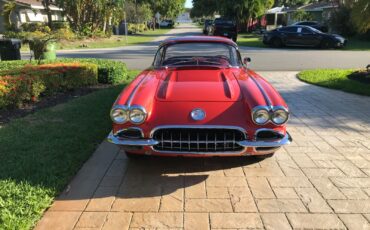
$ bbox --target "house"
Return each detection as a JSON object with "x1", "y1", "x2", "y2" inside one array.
[
  {"x1": 0, "y1": 0, "x2": 64, "y2": 33},
  {"x1": 263, "y1": 2, "x2": 339, "y2": 31}
]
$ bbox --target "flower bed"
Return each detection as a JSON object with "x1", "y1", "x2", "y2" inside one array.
[
  {"x1": 0, "y1": 59, "x2": 128, "y2": 109},
  {"x1": 0, "y1": 63, "x2": 98, "y2": 108}
]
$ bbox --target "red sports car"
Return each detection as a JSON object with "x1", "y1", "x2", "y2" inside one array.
[{"x1": 108, "y1": 36, "x2": 291, "y2": 158}]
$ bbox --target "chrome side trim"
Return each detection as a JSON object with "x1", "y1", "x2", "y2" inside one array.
[
  {"x1": 107, "y1": 131, "x2": 158, "y2": 146},
  {"x1": 126, "y1": 74, "x2": 148, "y2": 106},
  {"x1": 238, "y1": 132, "x2": 291, "y2": 148},
  {"x1": 249, "y1": 76, "x2": 272, "y2": 108},
  {"x1": 149, "y1": 125, "x2": 248, "y2": 139}
]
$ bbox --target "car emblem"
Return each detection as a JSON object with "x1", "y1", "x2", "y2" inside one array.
[{"x1": 191, "y1": 108, "x2": 206, "y2": 121}]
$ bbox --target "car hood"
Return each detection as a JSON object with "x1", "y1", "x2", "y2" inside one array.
[{"x1": 155, "y1": 69, "x2": 242, "y2": 102}]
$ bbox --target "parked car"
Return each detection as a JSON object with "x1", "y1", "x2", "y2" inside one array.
[
  {"x1": 203, "y1": 19, "x2": 213, "y2": 35},
  {"x1": 108, "y1": 36, "x2": 292, "y2": 158},
  {"x1": 292, "y1": 21, "x2": 328, "y2": 32},
  {"x1": 263, "y1": 25, "x2": 346, "y2": 49},
  {"x1": 160, "y1": 20, "x2": 174, "y2": 28},
  {"x1": 210, "y1": 18, "x2": 238, "y2": 42}
]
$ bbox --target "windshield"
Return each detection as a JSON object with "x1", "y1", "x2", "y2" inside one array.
[{"x1": 156, "y1": 42, "x2": 241, "y2": 67}]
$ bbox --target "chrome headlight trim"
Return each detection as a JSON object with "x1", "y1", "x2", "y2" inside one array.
[
  {"x1": 271, "y1": 106, "x2": 290, "y2": 125},
  {"x1": 252, "y1": 106, "x2": 270, "y2": 125},
  {"x1": 110, "y1": 105, "x2": 129, "y2": 124},
  {"x1": 252, "y1": 105, "x2": 289, "y2": 126},
  {"x1": 129, "y1": 105, "x2": 147, "y2": 124}
]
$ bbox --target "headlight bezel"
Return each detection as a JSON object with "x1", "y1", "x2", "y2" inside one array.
[
  {"x1": 252, "y1": 105, "x2": 289, "y2": 126},
  {"x1": 128, "y1": 105, "x2": 147, "y2": 125},
  {"x1": 252, "y1": 106, "x2": 270, "y2": 125},
  {"x1": 271, "y1": 106, "x2": 289, "y2": 125},
  {"x1": 110, "y1": 105, "x2": 129, "y2": 124}
]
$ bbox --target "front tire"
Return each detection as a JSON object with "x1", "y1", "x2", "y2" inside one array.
[
  {"x1": 320, "y1": 40, "x2": 332, "y2": 49},
  {"x1": 272, "y1": 38, "x2": 282, "y2": 48}
]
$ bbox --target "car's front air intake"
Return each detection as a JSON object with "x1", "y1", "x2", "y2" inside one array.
[{"x1": 152, "y1": 127, "x2": 246, "y2": 153}]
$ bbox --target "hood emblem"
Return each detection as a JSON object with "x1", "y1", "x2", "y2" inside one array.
[{"x1": 191, "y1": 108, "x2": 206, "y2": 121}]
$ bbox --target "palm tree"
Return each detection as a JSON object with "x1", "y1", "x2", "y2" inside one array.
[{"x1": 2, "y1": 0, "x2": 17, "y2": 30}]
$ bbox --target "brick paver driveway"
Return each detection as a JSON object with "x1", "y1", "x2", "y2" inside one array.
[{"x1": 36, "y1": 72, "x2": 370, "y2": 230}]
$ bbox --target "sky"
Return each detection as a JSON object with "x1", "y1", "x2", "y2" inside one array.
[{"x1": 185, "y1": 0, "x2": 193, "y2": 8}]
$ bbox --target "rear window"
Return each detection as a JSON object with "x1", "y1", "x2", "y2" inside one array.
[{"x1": 215, "y1": 19, "x2": 235, "y2": 25}]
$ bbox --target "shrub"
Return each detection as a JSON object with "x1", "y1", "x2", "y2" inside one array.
[
  {"x1": 56, "y1": 58, "x2": 128, "y2": 84},
  {"x1": 0, "y1": 58, "x2": 128, "y2": 85},
  {"x1": 0, "y1": 62, "x2": 98, "y2": 108}
]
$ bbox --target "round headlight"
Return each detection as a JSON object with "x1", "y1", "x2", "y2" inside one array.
[
  {"x1": 253, "y1": 108, "x2": 270, "y2": 125},
  {"x1": 110, "y1": 106, "x2": 128, "y2": 124},
  {"x1": 129, "y1": 106, "x2": 147, "y2": 124},
  {"x1": 272, "y1": 109, "x2": 289, "y2": 125}
]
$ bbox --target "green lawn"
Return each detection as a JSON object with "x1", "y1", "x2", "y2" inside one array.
[
  {"x1": 298, "y1": 69, "x2": 370, "y2": 96},
  {"x1": 237, "y1": 33, "x2": 265, "y2": 48},
  {"x1": 0, "y1": 70, "x2": 140, "y2": 229},
  {"x1": 21, "y1": 29, "x2": 171, "y2": 51}
]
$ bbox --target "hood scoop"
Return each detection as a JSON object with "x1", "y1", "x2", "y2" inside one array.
[{"x1": 156, "y1": 70, "x2": 242, "y2": 102}]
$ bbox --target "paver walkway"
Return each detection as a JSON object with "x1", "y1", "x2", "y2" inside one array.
[{"x1": 35, "y1": 72, "x2": 370, "y2": 230}]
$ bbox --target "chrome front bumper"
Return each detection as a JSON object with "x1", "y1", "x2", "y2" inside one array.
[{"x1": 107, "y1": 131, "x2": 292, "y2": 148}]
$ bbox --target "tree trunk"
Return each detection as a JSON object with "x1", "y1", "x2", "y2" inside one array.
[{"x1": 42, "y1": 0, "x2": 53, "y2": 28}]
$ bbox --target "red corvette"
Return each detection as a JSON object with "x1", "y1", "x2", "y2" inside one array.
[{"x1": 108, "y1": 36, "x2": 291, "y2": 158}]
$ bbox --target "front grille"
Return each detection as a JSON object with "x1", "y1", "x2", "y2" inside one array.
[{"x1": 152, "y1": 128, "x2": 246, "y2": 153}]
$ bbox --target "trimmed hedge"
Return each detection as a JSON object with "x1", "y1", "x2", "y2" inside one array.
[
  {"x1": 0, "y1": 58, "x2": 128, "y2": 85},
  {"x1": 60, "y1": 58, "x2": 128, "y2": 84},
  {"x1": 0, "y1": 63, "x2": 98, "y2": 108}
]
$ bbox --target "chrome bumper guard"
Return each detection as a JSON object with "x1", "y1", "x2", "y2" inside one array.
[{"x1": 107, "y1": 131, "x2": 292, "y2": 148}]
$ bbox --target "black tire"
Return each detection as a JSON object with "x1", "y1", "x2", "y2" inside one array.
[
  {"x1": 272, "y1": 38, "x2": 282, "y2": 48},
  {"x1": 254, "y1": 153, "x2": 275, "y2": 159},
  {"x1": 320, "y1": 40, "x2": 332, "y2": 49}
]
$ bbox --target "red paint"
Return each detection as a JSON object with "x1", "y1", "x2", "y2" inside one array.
[{"x1": 111, "y1": 37, "x2": 289, "y2": 156}]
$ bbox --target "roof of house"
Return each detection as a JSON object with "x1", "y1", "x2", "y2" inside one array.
[
  {"x1": 267, "y1": 2, "x2": 339, "y2": 13},
  {"x1": 10, "y1": 0, "x2": 62, "y2": 10}
]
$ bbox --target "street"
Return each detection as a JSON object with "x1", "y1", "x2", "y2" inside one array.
[{"x1": 23, "y1": 24, "x2": 370, "y2": 71}]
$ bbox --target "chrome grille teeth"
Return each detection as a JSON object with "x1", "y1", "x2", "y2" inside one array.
[{"x1": 153, "y1": 128, "x2": 245, "y2": 153}]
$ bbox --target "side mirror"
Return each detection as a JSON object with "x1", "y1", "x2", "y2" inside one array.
[{"x1": 243, "y1": 57, "x2": 251, "y2": 66}]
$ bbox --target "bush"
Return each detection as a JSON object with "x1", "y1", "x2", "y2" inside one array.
[
  {"x1": 56, "y1": 58, "x2": 128, "y2": 84},
  {"x1": 329, "y1": 7, "x2": 357, "y2": 36},
  {"x1": 0, "y1": 62, "x2": 98, "y2": 108},
  {"x1": 0, "y1": 58, "x2": 128, "y2": 85}
]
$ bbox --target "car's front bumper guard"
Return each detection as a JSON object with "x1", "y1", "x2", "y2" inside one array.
[{"x1": 107, "y1": 131, "x2": 292, "y2": 148}]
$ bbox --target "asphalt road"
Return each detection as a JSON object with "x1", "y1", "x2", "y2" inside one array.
[{"x1": 22, "y1": 24, "x2": 370, "y2": 71}]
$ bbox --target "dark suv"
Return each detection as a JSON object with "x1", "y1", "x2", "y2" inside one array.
[{"x1": 210, "y1": 18, "x2": 238, "y2": 42}]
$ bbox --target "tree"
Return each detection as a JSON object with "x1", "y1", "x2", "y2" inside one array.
[
  {"x1": 1, "y1": 0, "x2": 17, "y2": 30},
  {"x1": 351, "y1": 0, "x2": 370, "y2": 33},
  {"x1": 38, "y1": 0, "x2": 53, "y2": 28},
  {"x1": 125, "y1": 1, "x2": 153, "y2": 23}
]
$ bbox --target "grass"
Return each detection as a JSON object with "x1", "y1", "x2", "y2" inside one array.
[
  {"x1": 0, "y1": 70, "x2": 140, "y2": 229},
  {"x1": 237, "y1": 33, "x2": 265, "y2": 48},
  {"x1": 298, "y1": 69, "x2": 370, "y2": 96},
  {"x1": 21, "y1": 29, "x2": 171, "y2": 51}
]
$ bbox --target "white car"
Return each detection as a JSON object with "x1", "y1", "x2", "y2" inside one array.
[{"x1": 159, "y1": 20, "x2": 173, "y2": 27}]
